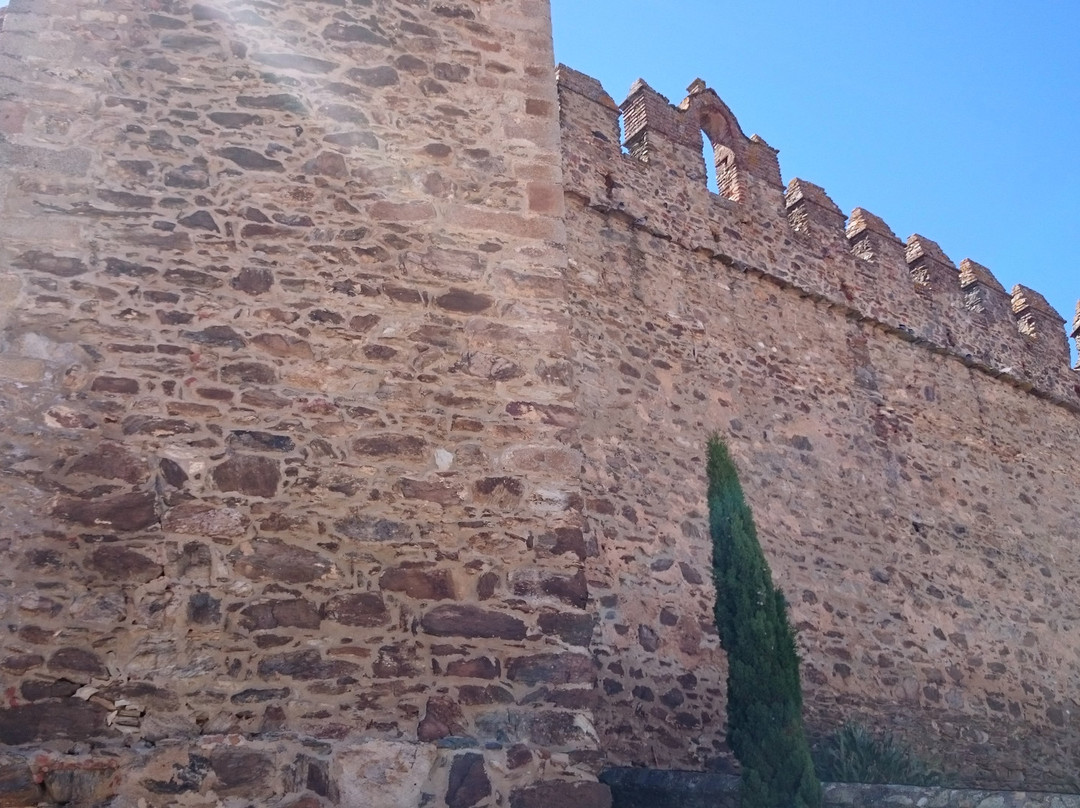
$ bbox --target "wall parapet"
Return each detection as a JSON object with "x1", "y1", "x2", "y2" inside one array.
[{"x1": 557, "y1": 65, "x2": 1080, "y2": 397}]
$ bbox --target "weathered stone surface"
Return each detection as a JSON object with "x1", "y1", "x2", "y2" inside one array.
[
  {"x1": 87, "y1": 545, "x2": 162, "y2": 583},
  {"x1": 0, "y1": 701, "x2": 109, "y2": 744},
  {"x1": 240, "y1": 598, "x2": 321, "y2": 630},
  {"x1": 231, "y1": 267, "x2": 275, "y2": 295},
  {"x1": 53, "y1": 491, "x2": 158, "y2": 531},
  {"x1": 212, "y1": 455, "x2": 281, "y2": 497},
  {"x1": 539, "y1": 612, "x2": 596, "y2": 647},
  {"x1": 446, "y1": 752, "x2": 491, "y2": 808},
  {"x1": 507, "y1": 653, "x2": 594, "y2": 687},
  {"x1": 162, "y1": 502, "x2": 248, "y2": 538},
  {"x1": 421, "y1": 605, "x2": 527, "y2": 640},
  {"x1": 209, "y1": 748, "x2": 273, "y2": 793},
  {"x1": 446, "y1": 657, "x2": 500, "y2": 680},
  {"x1": 41, "y1": 760, "x2": 119, "y2": 806},
  {"x1": 229, "y1": 539, "x2": 336, "y2": 584},
  {"x1": 0, "y1": 760, "x2": 42, "y2": 806},
  {"x1": 48, "y1": 647, "x2": 107, "y2": 677},
  {"x1": 511, "y1": 781, "x2": 612, "y2": 808},
  {"x1": 332, "y1": 742, "x2": 436, "y2": 808},
  {"x1": 379, "y1": 566, "x2": 456, "y2": 600},
  {"x1": 321, "y1": 593, "x2": 388, "y2": 627},
  {"x1": 258, "y1": 650, "x2": 358, "y2": 681},
  {"x1": 353, "y1": 434, "x2": 427, "y2": 459},
  {"x1": 69, "y1": 442, "x2": 149, "y2": 483},
  {"x1": 333, "y1": 515, "x2": 414, "y2": 542},
  {"x1": 417, "y1": 695, "x2": 465, "y2": 741},
  {"x1": 13, "y1": 250, "x2": 88, "y2": 277}
]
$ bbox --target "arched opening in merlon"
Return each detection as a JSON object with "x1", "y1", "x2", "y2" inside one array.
[
  {"x1": 702, "y1": 132, "x2": 720, "y2": 194},
  {"x1": 699, "y1": 108, "x2": 742, "y2": 202}
]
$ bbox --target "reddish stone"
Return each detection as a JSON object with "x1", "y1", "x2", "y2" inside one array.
[
  {"x1": 349, "y1": 314, "x2": 379, "y2": 333},
  {"x1": 446, "y1": 753, "x2": 491, "y2": 808},
  {"x1": 221, "y1": 361, "x2": 276, "y2": 384},
  {"x1": 396, "y1": 477, "x2": 459, "y2": 504},
  {"x1": 510, "y1": 782, "x2": 611, "y2": 808},
  {"x1": 0, "y1": 701, "x2": 109, "y2": 744},
  {"x1": 477, "y1": 572, "x2": 499, "y2": 601},
  {"x1": 380, "y1": 567, "x2": 456, "y2": 600},
  {"x1": 2, "y1": 654, "x2": 43, "y2": 674},
  {"x1": 506, "y1": 744, "x2": 533, "y2": 770},
  {"x1": 252, "y1": 52, "x2": 338, "y2": 73},
  {"x1": 436, "y1": 288, "x2": 492, "y2": 313},
  {"x1": 512, "y1": 569, "x2": 588, "y2": 609},
  {"x1": 90, "y1": 376, "x2": 139, "y2": 394},
  {"x1": 163, "y1": 268, "x2": 222, "y2": 289},
  {"x1": 353, "y1": 434, "x2": 426, "y2": 459},
  {"x1": 257, "y1": 650, "x2": 358, "y2": 681},
  {"x1": 371, "y1": 643, "x2": 421, "y2": 678},
  {"x1": 229, "y1": 539, "x2": 335, "y2": 584},
  {"x1": 520, "y1": 710, "x2": 591, "y2": 746},
  {"x1": 21, "y1": 679, "x2": 79, "y2": 701},
  {"x1": 230, "y1": 267, "x2": 275, "y2": 295},
  {"x1": 12, "y1": 250, "x2": 88, "y2": 277},
  {"x1": 240, "y1": 598, "x2": 321, "y2": 630},
  {"x1": 53, "y1": 491, "x2": 158, "y2": 532},
  {"x1": 321, "y1": 593, "x2": 389, "y2": 627},
  {"x1": 473, "y1": 477, "x2": 522, "y2": 501},
  {"x1": 538, "y1": 612, "x2": 596, "y2": 647},
  {"x1": 507, "y1": 653, "x2": 594, "y2": 687},
  {"x1": 87, "y1": 545, "x2": 162, "y2": 583},
  {"x1": 227, "y1": 430, "x2": 295, "y2": 452},
  {"x1": 322, "y1": 22, "x2": 390, "y2": 47},
  {"x1": 163, "y1": 502, "x2": 248, "y2": 538},
  {"x1": 421, "y1": 605, "x2": 526, "y2": 640},
  {"x1": 209, "y1": 749, "x2": 273, "y2": 793},
  {"x1": 679, "y1": 562, "x2": 705, "y2": 585},
  {"x1": 122, "y1": 416, "x2": 197, "y2": 438},
  {"x1": 48, "y1": 647, "x2": 107, "y2": 677},
  {"x1": 304, "y1": 151, "x2": 349, "y2": 178},
  {"x1": 534, "y1": 527, "x2": 588, "y2": 560},
  {"x1": 212, "y1": 455, "x2": 280, "y2": 497},
  {"x1": 178, "y1": 210, "x2": 219, "y2": 232},
  {"x1": 417, "y1": 696, "x2": 465, "y2": 741},
  {"x1": 69, "y1": 442, "x2": 149, "y2": 484},
  {"x1": 230, "y1": 687, "x2": 290, "y2": 704},
  {"x1": 217, "y1": 147, "x2": 283, "y2": 171},
  {"x1": 209, "y1": 112, "x2": 263, "y2": 127},
  {"x1": 41, "y1": 759, "x2": 120, "y2": 806},
  {"x1": 252, "y1": 333, "x2": 315, "y2": 359},
  {"x1": 333, "y1": 515, "x2": 414, "y2": 542},
  {"x1": 457, "y1": 685, "x2": 513, "y2": 706},
  {"x1": 184, "y1": 325, "x2": 246, "y2": 349},
  {"x1": 446, "y1": 657, "x2": 500, "y2": 679}
]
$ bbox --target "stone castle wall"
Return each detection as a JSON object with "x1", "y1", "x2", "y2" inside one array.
[
  {"x1": 0, "y1": 1, "x2": 606, "y2": 805},
  {"x1": 558, "y1": 66, "x2": 1080, "y2": 788},
  {"x1": 0, "y1": 0, "x2": 1078, "y2": 805}
]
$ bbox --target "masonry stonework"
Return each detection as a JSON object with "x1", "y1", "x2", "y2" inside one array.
[{"x1": 0, "y1": 0, "x2": 1077, "y2": 805}]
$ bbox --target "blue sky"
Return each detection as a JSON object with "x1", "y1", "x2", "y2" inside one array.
[{"x1": 552, "y1": 1, "x2": 1079, "y2": 364}]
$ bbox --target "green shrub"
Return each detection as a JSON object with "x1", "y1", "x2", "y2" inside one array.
[
  {"x1": 707, "y1": 435, "x2": 822, "y2": 808},
  {"x1": 812, "y1": 723, "x2": 943, "y2": 786}
]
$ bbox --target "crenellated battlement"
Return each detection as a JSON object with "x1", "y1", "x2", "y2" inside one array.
[{"x1": 557, "y1": 65, "x2": 1080, "y2": 401}]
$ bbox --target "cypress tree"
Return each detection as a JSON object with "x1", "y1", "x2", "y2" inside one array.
[{"x1": 707, "y1": 435, "x2": 822, "y2": 808}]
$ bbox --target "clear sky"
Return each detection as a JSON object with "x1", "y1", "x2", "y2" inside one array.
[{"x1": 552, "y1": 0, "x2": 1079, "y2": 364}]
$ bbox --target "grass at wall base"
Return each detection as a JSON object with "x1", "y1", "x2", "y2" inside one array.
[{"x1": 707, "y1": 435, "x2": 822, "y2": 808}]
